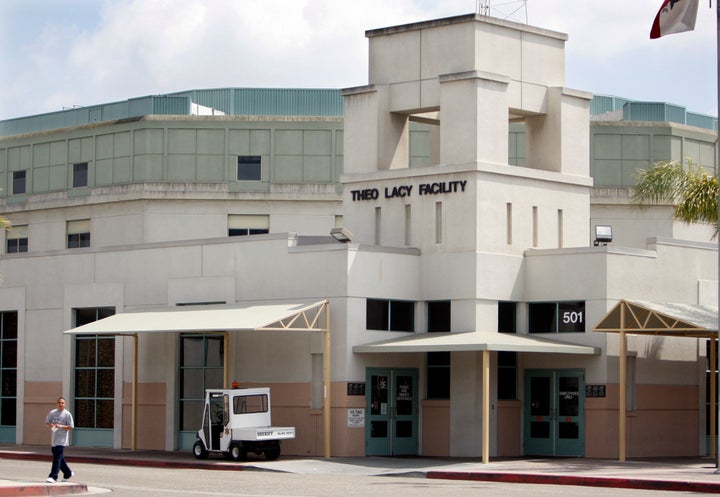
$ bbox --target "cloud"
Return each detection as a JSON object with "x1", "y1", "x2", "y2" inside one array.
[{"x1": 0, "y1": 0, "x2": 716, "y2": 119}]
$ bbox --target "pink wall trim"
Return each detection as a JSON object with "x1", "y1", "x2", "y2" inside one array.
[
  {"x1": 498, "y1": 400, "x2": 521, "y2": 456},
  {"x1": 585, "y1": 384, "x2": 700, "y2": 458},
  {"x1": 23, "y1": 382, "x2": 64, "y2": 445},
  {"x1": 421, "y1": 400, "x2": 450, "y2": 456},
  {"x1": 121, "y1": 382, "x2": 166, "y2": 449}
]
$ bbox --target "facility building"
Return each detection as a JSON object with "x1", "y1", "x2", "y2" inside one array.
[{"x1": 0, "y1": 13, "x2": 718, "y2": 459}]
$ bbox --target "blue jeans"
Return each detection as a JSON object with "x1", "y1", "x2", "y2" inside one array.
[{"x1": 49, "y1": 445, "x2": 71, "y2": 480}]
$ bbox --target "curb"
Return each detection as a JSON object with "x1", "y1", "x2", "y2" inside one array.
[
  {"x1": 0, "y1": 451, "x2": 245, "y2": 472},
  {"x1": 3, "y1": 450, "x2": 719, "y2": 494},
  {"x1": 427, "y1": 471, "x2": 720, "y2": 494},
  {"x1": 0, "y1": 483, "x2": 88, "y2": 496}
]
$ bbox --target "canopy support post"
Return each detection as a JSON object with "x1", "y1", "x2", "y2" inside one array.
[
  {"x1": 482, "y1": 349, "x2": 490, "y2": 464},
  {"x1": 223, "y1": 331, "x2": 229, "y2": 389},
  {"x1": 712, "y1": 337, "x2": 717, "y2": 459},
  {"x1": 619, "y1": 303, "x2": 627, "y2": 462},
  {"x1": 132, "y1": 333, "x2": 138, "y2": 451},
  {"x1": 323, "y1": 302, "x2": 331, "y2": 458}
]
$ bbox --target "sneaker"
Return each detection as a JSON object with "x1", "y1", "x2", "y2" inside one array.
[
  {"x1": 62, "y1": 471, "x2": 74, "y2": 482},
  {"x1": 46, "y1": 477, "x2": 56, "y2": 483}
]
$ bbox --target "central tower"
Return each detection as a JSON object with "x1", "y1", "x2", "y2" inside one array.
[{"x1": 341, "y1": 13, "x2": 592, "y2": 254}]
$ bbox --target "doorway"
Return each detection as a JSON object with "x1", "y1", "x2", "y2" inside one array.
[
  {"x1": 524, "y1": 369, "x2": 585, "y2": 456},
  {"x1": 365, "y1": 368, "x2": 418, "y2": 455}
]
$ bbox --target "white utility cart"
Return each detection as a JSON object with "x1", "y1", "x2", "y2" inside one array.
[{"x1": 192, "y1": 387, "x2": 295, "y2": 461}]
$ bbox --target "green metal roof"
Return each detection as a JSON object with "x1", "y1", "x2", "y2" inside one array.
[
  {"x1": 0, "y1": 88, "x2": 715, "y2": 138},
  {"x1": 169, "y1": 88, "x2": 344, "y2": 117},
  {"x1": 0, "y1": 88, "x2": 343, "y2": 137},
  {"x1": 591, "y1": 94, "x2": 717, "y2": 131}
]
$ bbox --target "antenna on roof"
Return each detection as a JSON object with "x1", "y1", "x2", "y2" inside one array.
[
  {"x1": 476, "y1": 0, "x2": 490, "y2": 15},
  {"x1": 476, "y1": 0, "x2": 528, "y2": 24}
]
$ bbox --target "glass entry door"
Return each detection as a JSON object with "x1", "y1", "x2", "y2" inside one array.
[
  {"x1": 524, "y1": 369, "x2": 585, "y2": 456},
  {"x1": 365, "y1": 368, "x2": 418, "y2": 456}
]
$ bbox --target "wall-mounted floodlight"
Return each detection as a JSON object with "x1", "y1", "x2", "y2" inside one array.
[
  {"x1": 330, "y1": 226, "x2": 353, "y2": 243},
  {"x1": 594, "y1": 225, "x2": 612, "y2": 246}
]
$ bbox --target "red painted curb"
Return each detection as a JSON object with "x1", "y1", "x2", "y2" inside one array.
[
  {"x1": 427, "y1": 471, "x2": 720, "y2": 494},
  {"x1": 0, "y1": 451, "x2": 245, "y2": 471},
  {"x1": 0, "y1": 483, "x2": 87, "y2": 496}
]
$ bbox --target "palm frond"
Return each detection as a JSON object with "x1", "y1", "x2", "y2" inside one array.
[{"x1": 632, "y1": 159, "x2": 718, "y2": 238}]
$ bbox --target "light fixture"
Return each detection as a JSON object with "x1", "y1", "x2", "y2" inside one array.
[
  {"x1": 330, "y1": 226, "x2": 353, "y2": 243},
  {"x1": 594, "y1": 225, "x2": 612, "y2": 246}
]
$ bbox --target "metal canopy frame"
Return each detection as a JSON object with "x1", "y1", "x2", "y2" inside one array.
[
  {"x1": 64, "y1": 300, "x2": 331, "y2": 457},
  {"x1": 594, "y1": 299, "x2": 719, "y2": 462}
]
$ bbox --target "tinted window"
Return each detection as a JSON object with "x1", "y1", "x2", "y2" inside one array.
[
  {"x1": 237, "y1": 156, "x2": 261, "y2": 181},
  {"x1": 12, "y1": 171, "x2": 26, "y2": 194},
  {"x1": 73, "y1": 163, "x2": 88, "y2": 188},
  {"x1": 427, "y1": 301, "x2": 450, "y2": 332},
  {"x1": 366, "y1": 299, "x2": 388, "y2": 330}
]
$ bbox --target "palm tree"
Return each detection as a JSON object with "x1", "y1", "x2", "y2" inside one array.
[{"x1": 632, "y1": 159, "x2": 718, "y2": 239}]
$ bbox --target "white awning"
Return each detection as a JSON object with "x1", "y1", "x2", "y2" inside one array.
[
  {"x1": 64, "y1": 300, "x2": 329, "y2": 335},
  {"x1": 352, "y1": 331, "x2": 599, "y2": 354},
  {"x1": 593, "y1": 299, "x2": 718, "y2": 337},
  {"x1": 63, "y1": 299, "x2": 332, "y2": 456}
]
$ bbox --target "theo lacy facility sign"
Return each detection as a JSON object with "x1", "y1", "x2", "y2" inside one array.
[{"x1": 351, "y1": 180, "x2": 468, "y2": 201}]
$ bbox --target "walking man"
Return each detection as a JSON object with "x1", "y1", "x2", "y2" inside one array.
[{"x1": 44, "y1": 397, "x2": 74, "y2": 483}]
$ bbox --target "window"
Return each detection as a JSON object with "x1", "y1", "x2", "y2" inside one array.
[
  {"x1": 67, "y1": 219, "x2": 90, "y2": 248},
  {"x1": 73, "y1": 162, "x2": 88, "y2": 188},
  {"x1": 427, "y1": 301, "x2": 451, "y2": 400},
  {"x1": 427, "y1": 301, "x2": 450, "y2": 333},
  {"x1": 12, "y1": 171, "x2": 26, "y2": 195},
  {"x1": 74, "y1": 307, "x2": 115, "y2": 430},
  {"x1": 497, "y1": 302, "x2": 517, "y2": 399},
  {"x1": 498, "y1": 302, "x2": 517, "y2": 333},
  {"x1": 6, "y1": 225, "x2": 28, "y2": 253},
  {"x1": 233, "y1": 394, "x2": 268, "y2": 414},
  {"x1": 227, "y1": 214, "x2": 269, "y2": 236},
  {"x1": 0, "y1": 312, "x2": 18, "y2": 429},
  {"x1": 366, "y1": 299, "x2": 414, "y2": 332},
  {"x1": 497, "y1": 352, "x2": 517, "y2": 400},
  {"x1": 237, "y1": 156, "x2": 261, "y2": 181},
  {"x1": 366, "y1": 299, "x2": 388, "y2": 330},
  {"x1": 179, "y1": 334, "x2": 224, "y2": 431},
  {"x1": 529, "y1": 301, "x2": 585, "y2": 333}
]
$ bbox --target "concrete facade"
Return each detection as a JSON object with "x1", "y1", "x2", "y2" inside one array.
[{"x1": 0, "y1": 13, "x2": 717, "y2": 459}]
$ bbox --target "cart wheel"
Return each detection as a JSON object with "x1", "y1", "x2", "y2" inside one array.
[
  {"x1": 264, "y1": 446, "x2": 280, "y2": 461},
  {"x1": 192, "y1": 440, "x2": 209, "y2": 460},
  {"x1": 229, "y1": 443, "x2": 246, "y2": 461}
]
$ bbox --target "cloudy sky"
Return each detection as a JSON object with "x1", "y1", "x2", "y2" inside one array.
[{"x1": 0, "y1": 0, "x2": 716, "y2": 121}]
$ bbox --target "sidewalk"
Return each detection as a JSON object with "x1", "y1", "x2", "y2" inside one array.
[{"x1": 2, "y1": 444, "x2": 720, "y2": 495}]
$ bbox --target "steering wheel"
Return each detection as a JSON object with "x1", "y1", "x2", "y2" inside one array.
[{"x1": 215, "y1": 411, "x2": 224, "y2": 424}]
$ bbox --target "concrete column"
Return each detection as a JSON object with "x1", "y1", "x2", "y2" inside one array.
[
  {"x1": 450, "y1": 351, "x2": 482, "y2": 456},
  {"x1": 439, "y1": 71, "x2": 510, "y2": 166},
  {"x1": 525, "y1": 87, "x2": 592, "y2": 175},
  {"x1": 341, "y1": 84, "x2": 409, "y2": 174}
]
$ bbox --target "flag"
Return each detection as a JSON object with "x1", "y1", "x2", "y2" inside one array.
[{"x1": 650, "y1": 0, "x2": 699, "y2": 39}]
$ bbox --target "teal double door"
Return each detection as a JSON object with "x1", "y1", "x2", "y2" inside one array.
[
  {"x1": 365, "y1": 368, "x2": 418, "y2": 456},
  {"x1": 524, "y1": 369, "x2": 585, "y2": 457}
]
